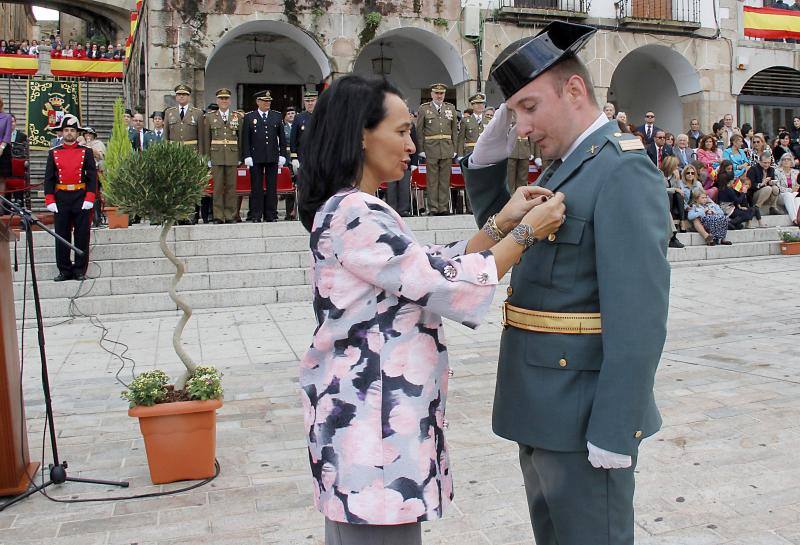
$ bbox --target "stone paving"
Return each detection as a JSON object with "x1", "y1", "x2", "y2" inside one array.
[{"x1": 2, "y1": 255, "x2": 800, "y2": 545}]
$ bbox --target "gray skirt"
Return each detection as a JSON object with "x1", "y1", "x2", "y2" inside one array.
[{"x1": 325, "y1": 518, "x2": 422, "y2": 545}]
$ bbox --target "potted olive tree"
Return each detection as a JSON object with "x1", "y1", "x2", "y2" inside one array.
[
  {"x1": 109, "y1": 141, "x2": 219, "y2": 484},
  {"x1": 101, "y1": 98, "x2": 132, "y2": 228}
]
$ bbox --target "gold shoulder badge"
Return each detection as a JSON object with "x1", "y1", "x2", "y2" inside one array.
[{"x1": 619, "y1": 138, "x2": 645, "y2": 151}]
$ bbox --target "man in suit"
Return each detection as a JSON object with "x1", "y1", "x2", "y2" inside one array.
[
  {"x1": 462, "y1": 21, "x2": 670, "y2": 545},
  {"x1": 50, "y1": 128, "x2": 64, "y2": 149},
  {"x1": 636, "y1": 111, "x2": 661, "y2": 146},
  {"x1": 128, "y1": 112, "x2": 150, "y2": 152},
  {"x1": 686, "y1": 118, "x2": 703, "y2": 148},
  {"x1": 241, "y1": 90, "x2": 287, "y2": 222},
  {"x1": 673, "y1": 133, "x2": 694, "y2": 169},
  {"x1": 200, "y1": 88, "x2": 242, "y2": 223},
  {"x1": 646, "y1": 129, "x2": 673, "y2": 168},
  {"x1": 416, "y1": 83, "x2": 458, "y2": 215}
]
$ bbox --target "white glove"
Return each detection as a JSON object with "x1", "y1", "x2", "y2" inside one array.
[
  {"x1": 244, "y1": 156, "x2": 254, "y2": 167},
  {"x1": 470, "y1": 103, "x2": 518, "y2": 167},
  {"x1": 278, "y1": 156, "x2": 286, "y2": 167},
  {"x1": 410, "y1": 165, "x2": 418, "y2": 172},
  {"x1": 207, "y1": 160, "x2": 212, "y2": 168},
  {"x1": 291, "y1": 159, "x2": 300, "y2": 171},
  {"x1": 587, "y1": 442, "x2": 632, "y2": 469},
  {"x1": 534, "y1": 157, "x2": 543, "y2": 168},
  {"x1": 46, "y1": 203, "x2": 58, "y2": 213},
  {"x1": 81, "y1": 201, "x2": 94, "y2": 210},
  {"x1": 529, "y1": 155, "x2": 534, "y2": 161},
  {"x1": 418, "y1": 151, "x2": 426, "y2": 159}
]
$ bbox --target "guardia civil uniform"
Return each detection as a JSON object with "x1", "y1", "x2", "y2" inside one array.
[
  {"x1": 415, "y1": 84, "x2": 457, "y2": 215},
  {"x1": 507, "y1": 136, "x2": 533, "y2": 193},
  {"x1": 462, "y1": 22, "x2": 671, "y2": 545},
  {"x1": 201, "y1": 88, "x2": 242, "y2": 222}
]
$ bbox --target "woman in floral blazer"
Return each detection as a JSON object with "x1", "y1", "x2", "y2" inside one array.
[{"x1": 297, "y1": 76, "x2": 565, "y2": 544}]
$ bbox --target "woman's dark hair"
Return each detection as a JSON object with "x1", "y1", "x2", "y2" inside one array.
[
  {"x1": 716, "y1": 160, "x2": 734, "y2": 190},
  {"x1": 741, "y1": 123, "x2": 752, "y2": 138},
  {"x1": 298, "y1": 75, "x2": 403, "y2": 231},
  {"x1": 778, "y1": 131, "x2": 790, "y2": 141},
  {"x1": 617, "y1": 119, "x2": 630, "y2": 133},
  {"x1": 698, "y1": 134, "x2": 715, "y2": 150}
]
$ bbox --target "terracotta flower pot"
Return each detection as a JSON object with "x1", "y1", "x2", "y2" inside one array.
[
  {"x1": 780, "y1": 241, "x2": 800, "y2": 255},
  {"x1": 105, "y1": 206, "x2": 129, "y2": 229},
  {"x1": 128, "y1": 399, "x2": 222, "y2": 484}
]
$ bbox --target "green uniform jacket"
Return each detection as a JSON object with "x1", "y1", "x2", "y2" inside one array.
[
  {"x1": 416, "y1": 101, "x2": 457, "y2": 160},
  {"x1": 457, "y1": 113, "x2": 485, "y2": 157},
  {"x1": 201, "y1": 110, "x2": 242, "y2": 166},
  {"x1": 510, "y1": 137, "x2": 532, "y2": 160},
  {"x1": 163, "y1": 105, "x2": 203, "y2": 150},
  {"x1": 462, "y1": 120, "x2": 671, "y2": 456}
]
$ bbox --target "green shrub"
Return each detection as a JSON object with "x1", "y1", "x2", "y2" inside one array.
[
  {"x1": 121, "y1": 370, "x2": 169, "y2": 407},
  {"x1": 186, "y1": 366, "x2": 224, "y2": 401},
  {"x1": 779, "y1": 230, "x2": 800, "y2": 243}
]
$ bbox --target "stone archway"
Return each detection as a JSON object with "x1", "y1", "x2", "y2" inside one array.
[
  {"x1": 204, "y1": 19, "x2": 332, "y2": 111},
  {"x1": 608, "y1": 44, "x2": 701, "y2": 135},
  {"x1": 352, "y1": 27, "x2": 470, "y2": 110}
]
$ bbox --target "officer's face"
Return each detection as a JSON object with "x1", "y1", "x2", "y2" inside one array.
[
  {"x1": 285, "y1": 111, "x2": 295, "y2": 123},
  {"x1": 257, "y1": 98, "x2": 271, "y2": 111},
  {"x1": 176, "y1": 93, "x2": 190, "y2": 106},
  {"x1": 362, "y1": 93, "x2": 416, "y2": 187},
  {"x1": 472, "y1": 102, "x2": 485, "y2": 115},
  {"x1": 217, "y1": 96, "x2": 231, "y2": 110},
  {"x1": 431, "y1": 90, "x2": 445, "y2": 103},
  {"x1": 304, "y1": 97, "x2": 317, "y2": 113},
  {"x1": 62, "y1": 127, "x2": 78, "y2": 143},
  {"x1": 153, "y1": 116, "x2": 164, "y2": 129}
]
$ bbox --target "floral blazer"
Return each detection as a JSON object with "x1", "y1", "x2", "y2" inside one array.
[{"x1": 300, "y1": 188, "x2": 498, "y2": 525}]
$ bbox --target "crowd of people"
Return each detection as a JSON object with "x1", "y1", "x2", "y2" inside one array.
[
  {"x1": 0, "y1": 36, "x2": 125, "y2": 60},
  {"x1": 603, "y1": 104, "x2": 800, "y2": 248}
]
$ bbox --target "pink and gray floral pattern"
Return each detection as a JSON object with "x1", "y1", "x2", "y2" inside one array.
[{"x1": 300, "y1": 188, "x2": 498, "y2": 525}]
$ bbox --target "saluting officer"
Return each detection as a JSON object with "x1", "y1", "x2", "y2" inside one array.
[
  {"x1": 416, "y1": 83, "x2": 457, "y2": 215},
  {"x1": 200, "y1": 88, "x2": 242, "y2": 223},
  {"x1": 463, "y1": 21, "x2": 670, "y2": 545},
  {"x1": 43, "y1": 114, "x2": 98, "y2": 282},
  {"x1": 164, "y1": 84, "x2": 209, "y2": 223},
  {"x1": 457, "y1": 93, "x2": 487, "y2": 157},
  {"x1": 241, "y1": 90, "x2": 287, "y2": 223}
]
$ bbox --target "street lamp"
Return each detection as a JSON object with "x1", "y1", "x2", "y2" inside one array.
[
  {"x1": 371, "y1": 41, "x2": 392, "y2": 76},
  {"x1": 247, "y1": 37, "x2": 265, "y2": 74}
]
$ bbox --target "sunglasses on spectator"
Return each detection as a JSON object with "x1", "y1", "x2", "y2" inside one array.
[{"x1": 645, "y1": 115, "x2": 655, "y2": 118}]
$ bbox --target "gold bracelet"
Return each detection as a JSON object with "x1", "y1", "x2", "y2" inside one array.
[{"x1": 482, "y1": 214, "x2": 506, "y2": 242}]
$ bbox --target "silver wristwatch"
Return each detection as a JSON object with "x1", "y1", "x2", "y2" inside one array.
[{"x1": 511, "y1": 224, "x2": 537, "y2": 248}]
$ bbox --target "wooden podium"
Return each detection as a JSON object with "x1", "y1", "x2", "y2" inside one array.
[{"x1": 0, "y1": 223, "x2": 38, "y2": 496}]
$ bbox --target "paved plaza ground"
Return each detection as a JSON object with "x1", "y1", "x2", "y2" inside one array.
[{"x1": 2, "y1": 255, "x2": 800, "y2": 545}]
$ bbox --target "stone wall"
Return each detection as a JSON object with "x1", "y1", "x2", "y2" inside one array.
[{"x1": 0, "y1": 3, "x2": 33, "y2": 42}]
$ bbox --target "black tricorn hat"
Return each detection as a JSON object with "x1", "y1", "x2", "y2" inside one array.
[
  {"x1": 491, "y1": 21, "x2": 597, "y2": 100},
  {"x1": 49, "y1": 114, "x2": 85, "y2": 132}
]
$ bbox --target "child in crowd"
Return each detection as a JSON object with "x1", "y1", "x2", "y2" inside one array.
[
  {"x1": 718, "y1": 175, "x2": 766, "y2": 229},
  {"x1": 688, "y1": 188, "x2": 731, "y2": 246}
]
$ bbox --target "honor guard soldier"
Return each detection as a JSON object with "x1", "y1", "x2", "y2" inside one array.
[
  {"x1": 164, "y1": 84, "x2": 209, "y2": 223},
  {"x1": 416, "y1": 83, "x2": 457, "y2": 215},
  {"x1": 457, "y1": 93, "x2": 487, "y2": 157},
  {"x1": 241, "y1": 90, "x2": 287, "y2": 222},
  {"x1": 201, "y1": 88, "x2": 242, "y2": 223},
  {"x1": 43, "y1": 114, "x2": 98, "y2": 282},
  {"x1": 462, "y1": 21, "x2": 670, "y2": 545}
]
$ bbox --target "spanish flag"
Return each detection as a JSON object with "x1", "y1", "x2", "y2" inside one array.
[
  {"x1": 50, "y1": 58, "x2": 124, "y2": 79},
  {"x1": 0, "y1": 53, "x2": 38, "y2": 76},
  {"x1": 743, "y1": 6, "x2": 800, "y2": 40}
]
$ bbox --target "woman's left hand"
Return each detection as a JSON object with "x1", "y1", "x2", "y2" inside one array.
[{"x1": 496, "y1": 185, "x2": 554, "y2": 233}]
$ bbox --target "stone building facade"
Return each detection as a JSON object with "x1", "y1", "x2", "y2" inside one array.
[{"x1": 136, "y1": 0, "x2": 799, "y2": 138}]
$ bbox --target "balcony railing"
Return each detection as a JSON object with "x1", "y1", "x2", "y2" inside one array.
[
  {"x1": 615, "y1": 0, "x2": 701, "y2": 26},
  {"x1": 498, "y1": 0, "x2": 589, "y2": 14}
]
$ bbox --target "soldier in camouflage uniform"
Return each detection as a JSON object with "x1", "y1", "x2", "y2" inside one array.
[
  {"x1": 200, "y1": 88, "x2": 242, "y2": 223},
  {"x1": 415, "y1": 83, "x2": 457, "y2": 215}
]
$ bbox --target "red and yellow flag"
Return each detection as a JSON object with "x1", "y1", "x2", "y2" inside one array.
[
  {"x1": 50, "y1": 58, "x2": 123, "y2": 79},
  {"x1": 743, "y1": 6, "x2": 800, "y2": 40},
  {"x1": 0, "y1": 53, "x2": 38, "y2": 76}
]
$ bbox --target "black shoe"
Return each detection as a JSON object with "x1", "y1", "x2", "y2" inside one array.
[
  {"x1": 769, "y1": 207, "x2": 782, "y2": 216},
  {"x1": 224, "y1": 220, "x2": 235, "y2": 224},
  {"x1": 73, "y1": 273, "x2": 86, "y2": 281},
  {"x1": 247, "y1": 218, "x2": 262, "y2": 223},
  {"x1": 54, "y1": 273, "x2": 72, "y2": 282},
  {"x1": 668, "y1": 236, "x2": 684, "y2": 249},
  {"x1": 212, "y1": 219, "x2": 224, "y2": 224},
  {"x1": 720, "y1": 239, "x2": 732, "y2": 245}
]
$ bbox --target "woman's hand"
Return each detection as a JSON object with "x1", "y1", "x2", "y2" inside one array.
[
  {"x1": 496, "y1": 186, "x2": 554, "y2": 233},
  {"x1": 520, "y1": 192, "x2": 566, "y2": 240}
]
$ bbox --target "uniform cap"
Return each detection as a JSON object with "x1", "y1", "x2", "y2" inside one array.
[
  {"x1": 174, "y1": 84, "x2": 192, "y2": 95},
  {"x1": 303, "y1": 90, "x2": 319, "y2": 99},
  {"x1": 254, "y1": 90, "x2": 272, "y2": 101},
  {"x1": 469, "y1": 93, "x2": 486, "y2": 104},
  {"x1": 285, "y1": 106, "x2": 296, "y2": 113},
  {"x1": 82, "y1": 125, "x2": 97, "y2": 136},
  {"x1": 150, "y1": 111, "x2": 164, "y2": 120},
  {"x1": 215, "y1": 88, "x2": 232, "y2": 98},
  {"x1": 430, "y1": 83, "x2": 448, "y2": 92},
  {"x1": 490, "y1": 21, "x2": 597, "y2": 100}
]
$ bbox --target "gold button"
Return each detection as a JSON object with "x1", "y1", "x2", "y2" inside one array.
[
  {"x1": 634, "y1": 430, "x2": 642, "y2": 439},
  {"x1": 558, "y1": 358, "x2": 567, "y2": 367},
  {"x1": 548, "y1": 233, "x2": 557, "y2": 242},
  {"x1": 506, "y1": 286, "x2": 513, "y2": 296}
]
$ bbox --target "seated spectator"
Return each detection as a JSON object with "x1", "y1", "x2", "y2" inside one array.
[
  {"x1": 696, "y1": 134, "x2": 721, "y2": 171},
  {"x1": 712, "y1": 122, "x2": 726, "y2": 155},
  {"x1": 723, "y1": 134, "x2": 749, "y2": 178},
  {"x1": 74, "y1": 44, "x2": 86, "y2": 58},
  {"x1": 616, "y1": 111, "x2": 627, "y2": 125},
  {"x1": 665, "y1": 132, "x2": 675, "y2": 148},
  {"x1": 691, "y1": 160, "x2": 718, "y2": 202},
  {"x1": 687, "y1": 118, "x2": 703, "y2": 148},
  {"x1": 51, "y1": 44, "x2": 63, "y2": 58},
  {"x1": 715, "y1": 160, "x2": 734, "y2": 193},
  {"x1": 746, "y1": 151, "x2": 783, "y2": 215},
  {"x1": 682, "y1": 163, "x2": 704, "y2": 201},
  {"x1": 740, "y1": 123, "x2": 753, "y2": 149},
  {"x1": 603, "y1": 102, "x2": 615, "y2": 120},
  {"x1": 647, "y1": 129, "x2": 673, "y2": 167},
  {"x1": 775, "y1": 152, "x2": 800, "y2": 225},
  {"x1": 688, "y1": 188, "x2": 731, "y2": 246},
  {"x1": 674, "y1": 133, "x2": 695, "y2": 168},
  {"x1": 617, "y1": 119, "x2": 630, "y2": 133},
  {"x1": 747, "y1": 132, "x2": 771, "y2": 164},
  {"x1": 772, "y1": 132, "x2": 797, "y2": 167},
  {"x1": 718, "y1": 175, "x2": 765, "y2": 229},
  {"x1": 662, "y1": 155, "x2": 689, "y2": 240}
]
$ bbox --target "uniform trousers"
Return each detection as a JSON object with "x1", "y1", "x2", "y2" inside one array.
[
  {"x1": 426, "y1": 157, "x2": 452, "y2": 214},
  {"x1": 211, "y1": 165, "x2": 238, "y2": 221},
  {"x1": 507, "y1": 158, "x2": 530, "y2": 193},
  {"x1": 518, "y1": 444, "x2": 637, "y2": 545},
  {"x1": 249, "y1": 162, "x2": 278, "y2": 221},
  {"x1": 324, "y1": 519, "x2": 421, "y2": 545},
  {"x1": 386, "y1": 169, "x2": 411, "y2": 216},
  {"x1": 53, "y1": 191, "x2": 91, "y2": 276}
]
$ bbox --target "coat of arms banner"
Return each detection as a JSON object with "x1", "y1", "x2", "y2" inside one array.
[{"x1": 26, "y1": 80, "x2": 83, "y2": 150}]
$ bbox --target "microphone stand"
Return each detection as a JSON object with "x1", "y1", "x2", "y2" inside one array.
[{"x1": 0, "y1": 195, "x2": 128, "y2": 512}]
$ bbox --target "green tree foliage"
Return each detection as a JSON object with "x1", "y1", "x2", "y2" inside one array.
[{"x1": 101, "y1": 97, "x2": 132, "y2": 201}]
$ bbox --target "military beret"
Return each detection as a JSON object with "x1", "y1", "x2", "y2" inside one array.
[
  {"x1": 430, "y1": 83, "x2": 448, "y2": 92},
  {"x1": 491, "y1": 21, "x2": 597, "y2": 100},
  {"x1": 469, "y1": 93, "x2": 487, "y2": 104},
  {"x1": 215, "y1": 88, "x2": 232, "y2": 98},
  {"x1": 174, "y1": 84, "x2": 192, "y2": 95},
  {"x1": 303, "y1": 90, "x2": 319, "y2": 99},
  {"x1": 254, "y1": 90, "x2": 272, "y2": 101}
]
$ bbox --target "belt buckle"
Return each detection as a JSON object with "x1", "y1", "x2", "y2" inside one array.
[{"x1": 66, "y1": 184, "x2": 75, "y2": 191}]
